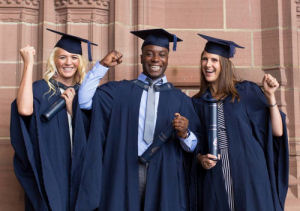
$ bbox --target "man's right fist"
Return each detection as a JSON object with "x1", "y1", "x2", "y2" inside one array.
[{"x1": 100, "y1": 50, "x2": 123, "y2": 68}]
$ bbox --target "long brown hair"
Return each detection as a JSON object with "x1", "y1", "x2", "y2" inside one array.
[{"x1": 194, "y1": 51, "x2": 240, "y2": 102}]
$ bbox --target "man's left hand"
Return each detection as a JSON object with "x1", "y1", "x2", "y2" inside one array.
[{"x1": 173, "y1": 113, "x2": 189, "y2": 138}]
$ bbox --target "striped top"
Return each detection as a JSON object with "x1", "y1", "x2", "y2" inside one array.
[
  {"x1": 218, "y1": 102, "x2": 228, "y2": 150},
  {"x1": 217, "y1": 101, "x2": 235, "y2": 211}
]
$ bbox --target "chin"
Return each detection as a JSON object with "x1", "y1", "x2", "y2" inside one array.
[
  {"x1": 150, "y1": 75, "x2": 162, "y2": 80},
  {"x1": 205, "y1": 77, "x2": 216, "y2": 83}
]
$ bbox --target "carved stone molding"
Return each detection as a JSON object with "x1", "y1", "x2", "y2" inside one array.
[
  {"x1": 296, "y1": 0, "x2": 300, "y2": 27},
  {"x1": 55, "y1": 0, "x2": 110, "y2": 24},
  {"x1": 0, "y1": 8, "x2": 38, "y2": 22},
  {"x1": 0, "y1": 0, "x2": 39, "y2": 9},
  {"x1": 56, "y1": 8, "x2": 108, "y2": 23},
  {"x1": 55, "y1": 0, "x2": 109, "y2": 10},
  {"x1": 0, "y1": 0, "x2": 39, "y2": 22}
]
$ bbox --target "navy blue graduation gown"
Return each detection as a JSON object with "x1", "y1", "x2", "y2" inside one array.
[
  {"x1": 190, "y1": 81, "x2": 289, "y2": 211},
  {"x1": 75, "y1": 80, "x2": 200, "y2": 211},
  {"x1": 10, "y1": 80, "x2": 86, "y2": 211}
]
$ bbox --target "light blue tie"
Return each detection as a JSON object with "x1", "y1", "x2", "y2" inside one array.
[{"x1": 143, "y1": 78, "x2": 156, "y2": 144}]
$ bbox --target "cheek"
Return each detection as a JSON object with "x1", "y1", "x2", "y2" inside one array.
[
  {"x1": 140, "y1": 57, "x2": 146, "y2": 65},
  {"x1": 162, "y1": 58, "x2": 168, "y2": 67},
  {"x1": 73, "y1": 60, "x2": 80, "y2": 68},
  {"x1": 164, "y1": 58, "x2": 168, "y2": 65},
  {"x1": 55, "y1": 59, "x2": 64, "y2": 68},
  {"x1": 55, "y1": 62, "x2": 62, "y2": 71}
]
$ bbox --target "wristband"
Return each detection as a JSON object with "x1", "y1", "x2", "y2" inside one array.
[{"x1": 269, "y1": 102, "x2": 277, "y2": 107}]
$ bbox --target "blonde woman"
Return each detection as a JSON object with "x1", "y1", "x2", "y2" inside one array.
[{"x1": 10, "y1": 29, "x2": 122, "y2": 211}]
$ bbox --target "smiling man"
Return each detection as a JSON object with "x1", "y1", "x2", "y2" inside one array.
[{"x1": 76, "y1": 29, "x2": 200, "y2": 211}]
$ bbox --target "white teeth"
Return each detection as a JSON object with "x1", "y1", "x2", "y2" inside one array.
[
  {"x1": 151, "y1": 66, "x2": 160, "y2": 71},
  {"x1": 206, "y1": 69, "x2": 214, "y2": 73},
  {"x1": 63, "y1": 67, "x2": 73, "y2": 71}
]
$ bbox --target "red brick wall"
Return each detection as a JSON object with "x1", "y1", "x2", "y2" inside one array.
[{"x1": 0, "y1": 0, "x2": 299, "y2": 210}]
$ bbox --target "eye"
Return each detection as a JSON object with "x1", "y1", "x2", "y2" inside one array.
[
  {"x1": 145, "y1": 51, "x2": 153, "y2": 57},
  {"x1": 159, "y1": 52, "x2": 167, "y2": 58},
  {"x1": 58, "y1": 55, "x2": 66, "y2": 60},
  {"x1": 201, "y1": 57, "x2": 208, "y2": 61},
  {"x1": 72, "y1": 56, "x2": 79, "y2": 60},
  {"x1": 212, "y1": 58, "x2": 219, "y2": 62}
]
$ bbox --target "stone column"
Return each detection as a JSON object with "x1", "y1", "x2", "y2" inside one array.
[{"x1": 0, "y1": 1, "x2": 40, "y2": 210}]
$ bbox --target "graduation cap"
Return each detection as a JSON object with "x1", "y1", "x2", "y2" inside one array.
[
  {"x1": 198, "y1": 33, "x2": 244, "y2": 58},
  {"x1": 131, "y1": 28, "x2": 182, "y2": 51},
  {"x1": 47, "y1": 28, "x2": 98, "y2": 61}
]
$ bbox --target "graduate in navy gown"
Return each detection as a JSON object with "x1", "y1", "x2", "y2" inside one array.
[
  {"x1": 76, "y1": 29, "x2": 200, "y2": 211},
  {"x1": 190, "y1": 34, "x2": 289, "y2": 211},
  {"x1": 10, "y1": 29, "x2": 122, "y2": 211}
]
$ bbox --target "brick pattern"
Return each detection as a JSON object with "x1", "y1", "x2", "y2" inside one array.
[{"x1": 0, "y1": 0, "x2": 299, "y2": 210}]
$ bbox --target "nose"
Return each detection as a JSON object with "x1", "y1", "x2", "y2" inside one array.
[
  {"x1": 66, "y1": 56, "x2": 72, "y2": 65},
  {"x1": 151, "y1": 54, "x2": 159, "y2": 63},
  {"x1": 206, "y1": 59, "x2": 212, "y2": 68}
]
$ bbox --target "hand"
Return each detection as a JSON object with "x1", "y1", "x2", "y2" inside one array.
[
  {"x1": 197, "y1": 153, "x2": 219, "y2": 170},
  {"x1": 61, "y1": 88, "x2": 76, "y2": 117},
  {"x1": 262, "y1": 74, "x2": 279, "y2": 102},
  {"x1": 20, "y1": 45, "x2": 35, "y2": 66},
  {"x1": 172, "y1": 113, "x2": 189, "y2": 138},
  {"x1": 100, "y1": 50, "x2": 123, "y2": 67}
]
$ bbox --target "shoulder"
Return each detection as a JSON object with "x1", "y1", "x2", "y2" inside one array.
[
  {"x1": 236, "y1": 80, "x2": 267, "y2": 109},
  {"x1": 95, "y1": 80, "x2": 132, "y2": 98},
  {"x1": 32, "y1": 79, "x2": 47, "y2": 89},
  {"x1": 163, "y1": 83, "x2": 187, "y2": 96},
  {"x1": 162, "y1": 85, "x2": 193, "y2": 104},
  {"x1": 32, "y1": 79, "x2": 51, "y2": 99},
  {"x1": 236, "y1": 80, "x2": 261, "y2": 92},
  {"x1": 235, "y1": 80, "x2": 264, "y2": 97},
  {"x1": 98, "y1": 80, "x2": 131, "y2": 91},
  {"x1": 191, "y1": 96, "x2": 204, "y2": 104},
  {"x1": 191, "y1": 97, "x2": 206, "y2": 114}
]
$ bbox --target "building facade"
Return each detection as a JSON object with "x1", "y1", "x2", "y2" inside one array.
[{"x1": 0, "y1": 0, "x2": 299, "y2": 210}]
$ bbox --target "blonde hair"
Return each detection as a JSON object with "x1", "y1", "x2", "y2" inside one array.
[{"x1": 43, "y1": 47, "x2": 87, "y2": 94}]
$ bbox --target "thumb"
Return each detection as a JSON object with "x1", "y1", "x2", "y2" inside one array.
[
  {"x1": 174, "y1": 112, "x2": 181, "y2": 118},
  {"x1": 262, "y1": 74, "x2": 267, "y2": 84}
]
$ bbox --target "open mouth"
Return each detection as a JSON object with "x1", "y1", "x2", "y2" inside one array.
[
  {"x1": 205, "y1": 69, "x2": 214, "y2": 74},
  {"x1": 62, "y1": 67, "x2": 75, "y2": 72},
  {"x1": 150, "y1": 65, "x2": 161, "y2": 71}
]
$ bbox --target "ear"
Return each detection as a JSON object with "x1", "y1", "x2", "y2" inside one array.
[{"x1": 140, "y1": 54, "x2": 143, "y2": 64}]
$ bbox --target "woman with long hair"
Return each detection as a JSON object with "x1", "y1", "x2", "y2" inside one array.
[
  {"x1": 190, "y1": 34, "x2": 289, "y2": 211},
  {"x1": 10, "y1": 29, "x2": 122, "y2": 210}
]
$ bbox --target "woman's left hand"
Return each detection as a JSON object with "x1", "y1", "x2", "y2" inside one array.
[
  {"x1": 61, "y1": 88, "x2": 76, "y2": 117},
  {"x1": 197, "y1": 153, "x2": 218, "y2": 170},
  {"x1": 262, "y1": 74, "x2": 279, "y2": 99}
]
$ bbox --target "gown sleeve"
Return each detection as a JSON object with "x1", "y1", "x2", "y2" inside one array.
[
  {"x1": 180, "y1": 93, "x2": 202, "y2": 142},
  {"x1": 74, "y1": 82, "x2": 116, "y2": 211},
  {"x1": 243, "y1": 82, "x2": 289, "y2": 208},
  {"x1": 10, "y1": 99, "x2": 49, "y2": 210}
]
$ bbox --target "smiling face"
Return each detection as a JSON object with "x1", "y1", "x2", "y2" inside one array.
[
  {"x1": 141, "y1": 45, "x2": 169, "y2": 80},
  {"x1": 201, "y1": 51, "x2": 221, "y2": 89},
  {"x1": 54, "y1": 47, "x2": 79, "y2": 85}
]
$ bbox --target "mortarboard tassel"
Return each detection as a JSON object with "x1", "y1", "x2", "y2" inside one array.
[
  {"x1": 173, "y1": 35, "x2": 177, "y2": 51},
  {"x1": 87, "y1": 41, "x2": 92, "y2": 61}
]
